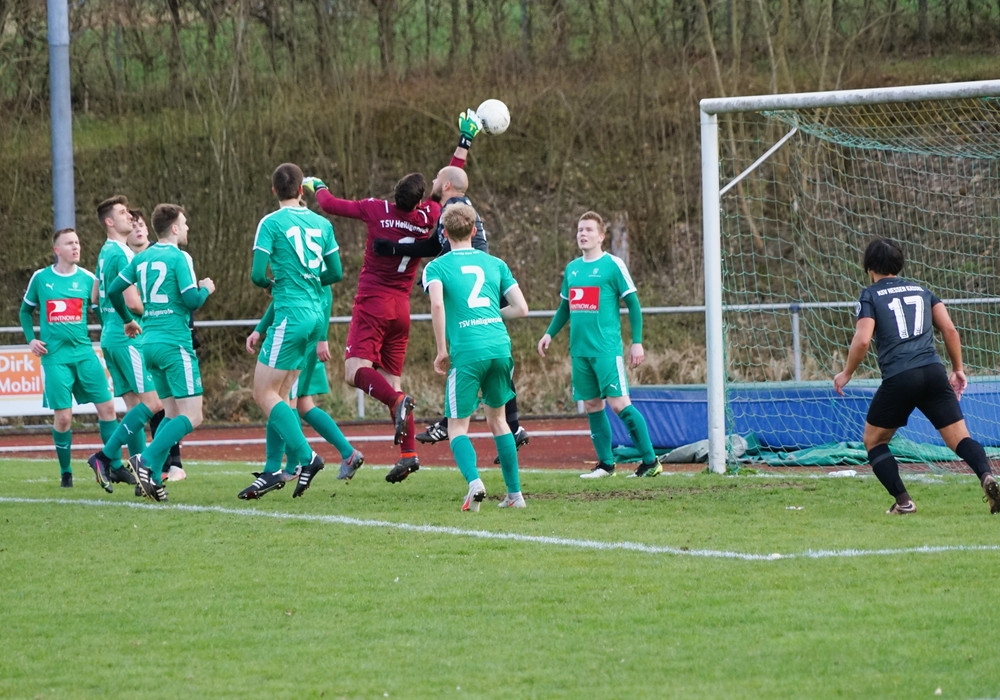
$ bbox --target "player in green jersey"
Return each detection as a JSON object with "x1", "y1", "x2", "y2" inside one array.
[
  {"x1": 422, "y1": 203, "x2": 529, "y2": 510},
  {"x1": 127, "y1": 208, "x2": 189, "y2": 481},
  {"x1": 247, "y1": 285, "x2": 364, "y2": 483},
  {"x1": 238, "y1": 163, "x2": 345, "y2": 500},
  {"x1": 86, "y1": 196, "x2": 162, "y2": 491},
  {"x1": 101, "y1": 203, "x2": 215, "y2": 502},
  {"x1": 20, "y1": 228, "x2": 119, "y2": 489},
  {"x1": 537, "y1": 211, "x2": 663, "y2": 479}
]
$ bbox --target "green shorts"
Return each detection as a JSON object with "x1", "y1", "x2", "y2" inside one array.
[
  {"x1": 143, "y1": 343, "x2": 203, "y2": 399},
  {"x1": 443, "y1": 356, "x2": 516, "y2": 419},
  {"x1": 41, "y1": 354, "x2": 113, "y2": 410},
  {"x1": 258, "y1": 308, "x2": 324, "y2": 372},
  {"x1": 290, "y1": 351, "x2": 329, "y2": 400},
  {"x1": 102, "y1": 344, "x2": 155, "y2": 397},
  {"x1": 571, "y1": 355, "x2": 630, "y2": 401}
]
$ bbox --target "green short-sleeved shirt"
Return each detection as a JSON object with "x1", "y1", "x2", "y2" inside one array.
[
  {"x1": 253, "y1": 206, "x2": 338, "y2": 313},
  {"x1": 559, "y1": 252, "x2": 637, "y2": 357},
  {"x1": 22, "y1": 265, "x2": 98, "y2": 365},
  {"x1": 421, "y1": 248, "x2": 517, "y2": 365},
  {"x1": 118, "y1": 242, "x2": 199, "y2": 348},
  {"x1": 96, "y1": 239, "x2": 137, "y2": 349}
]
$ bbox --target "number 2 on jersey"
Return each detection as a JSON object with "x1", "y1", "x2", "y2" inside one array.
[{"x1": 461, "y1": 265, "x2": 490, "y2": 308}]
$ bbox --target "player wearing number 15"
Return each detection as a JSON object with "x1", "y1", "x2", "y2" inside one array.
[
  {"x1": 105, "y1": 203, "x2": 215, "y2": 502},
  {"x1": 422, "y1": 203, "x2": 529, "y2": 510},
  {"x1": 238, "y1": 163, "x2": 344, "y2": 500},
  {"x1": 833, "y1": 237, "x2": 1000, "y2": 515}
]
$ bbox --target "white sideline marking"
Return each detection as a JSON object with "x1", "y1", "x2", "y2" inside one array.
[{"x1": 3, "y1": 496, "x2": 998, "y2": 562}]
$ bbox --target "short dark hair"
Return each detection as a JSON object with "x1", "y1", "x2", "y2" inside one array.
[
  {"x1": 272, "y1": 163, "x2": 304, "y2": 200},
  {"x1": 53, "y1": 227, "x2": 76, "y2": 244},
  {"x1": 863, "y1": 237, "x2": 904, "y2": 276},
  {"x1": 97, "y1": 195, "x2": 129, "y2": 227},
  {"x1": 128, "y1": 208, "x2": 145, "y2": 222},
  {"x1": 151, "y1": 203, "x2": 185, "y2": 236},
  {"x1": 394, "y1": 173, "x2": 426, "y2": 212},
  {"x1": 441, "y1": 203, "x2": 477, "y2": 242}
]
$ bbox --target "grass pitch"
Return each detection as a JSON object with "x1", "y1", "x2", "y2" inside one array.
[{"x1": 1, "y1": 458, "x2": 999, "y2": 699}]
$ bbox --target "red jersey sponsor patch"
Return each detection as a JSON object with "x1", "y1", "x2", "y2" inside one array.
[
  {"x1": 46, "y1": 298, "x2": 84, "y2": 324},
  {"x1": 568, "y1": 286, "x2": 600, "y2": 311}
]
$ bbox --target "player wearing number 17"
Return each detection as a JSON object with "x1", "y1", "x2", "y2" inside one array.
[
  {"x1": 833, "y1": 237, "x2": 1000, "y2": 515},
  {"x1": 422, "y1": 203, "x2": 529, "y2": 510}
]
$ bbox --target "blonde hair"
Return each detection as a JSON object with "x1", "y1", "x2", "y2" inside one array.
[{"x1": 441, "y1": 203, "x2": 477, "y2": 241}]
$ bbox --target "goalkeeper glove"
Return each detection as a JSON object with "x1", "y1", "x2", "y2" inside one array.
[
  {"x1": 457, "y1": 109, "x2": 482, "y2": 150},
  {"x1": 372, "y1": 238, "x2": 397, "y2": 257},
  {"x1": 302, "y1": 176, "x2": 327, "y2": 194}
]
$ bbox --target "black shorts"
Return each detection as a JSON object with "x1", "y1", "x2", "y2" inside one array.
[{"x1": 867, "y1": 363, "x2": 964, "y2": 430}]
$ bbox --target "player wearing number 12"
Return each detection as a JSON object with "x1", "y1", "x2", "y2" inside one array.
[
  {"x1": 238, "y1": 162, "x2": 344, "y2": 500},
  {"x1": 104, "y1": 203, "x2": 215, "y2": 502},
  {"x1": 422, "y1": 203, "x2": 529, "y2": 510},
  {"x1": 833, "y1": 237, "x2": 1000, "y2": 515}
]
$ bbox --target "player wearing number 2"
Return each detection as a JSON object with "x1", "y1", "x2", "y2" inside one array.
[
  {"x1": 834, "y1": 237, "x2": 1000, "y2": 515},
  {"x1": 301, "y1": 170, "x2": 441, "y2": 483},
  {"x1": 238, "y1": 163, "x2": 344, "y2": 500},
  {"x1": 423, "y1": 203, "x2": 529, "y2": 510}
]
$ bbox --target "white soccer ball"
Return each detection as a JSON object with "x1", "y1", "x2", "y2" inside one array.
[{"x1": 476, "y1": 99, "x2": 510, "y2": 135}]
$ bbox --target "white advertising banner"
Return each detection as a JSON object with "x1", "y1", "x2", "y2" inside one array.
[{"x1": 0, "y1": 345, "x2": 126, "y2": 416}]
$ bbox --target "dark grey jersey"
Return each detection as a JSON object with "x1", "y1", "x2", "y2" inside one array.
[{"x1": 857, "y1": 276, "x2": 942, "y2": 379}]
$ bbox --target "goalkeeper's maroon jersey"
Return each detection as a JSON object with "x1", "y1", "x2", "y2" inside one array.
[{"x1": 315, "y1": 190, "x2": 440, "y2": 297}]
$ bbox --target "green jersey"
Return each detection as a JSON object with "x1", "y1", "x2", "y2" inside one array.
[
  {"x1": 96, "y1": 239, "x2": 136, "y2": 348},
  {"x1": 560, "y1": 252, "x2": 637, "y2": 357},
  {"x1": 422, "y1": 248, "x2": 517, "y2": 365},
  {"x1": 253, "y1": 206, "x2": 338, "y2": 313},
  {"x1": 22, "y1": 265, "x2": 98, "y2": 365},
  {"x1": 117, "y1": 242, "x2": 201, "y2": 347}
]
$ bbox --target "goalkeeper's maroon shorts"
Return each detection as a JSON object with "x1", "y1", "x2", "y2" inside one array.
[{"x1": 345, "y1": 293, "x2": 411, "y2": 377}]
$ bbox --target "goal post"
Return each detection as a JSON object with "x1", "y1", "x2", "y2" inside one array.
[{"x1": 700, "y1": 80, "x2": 1000, "y2": 474}]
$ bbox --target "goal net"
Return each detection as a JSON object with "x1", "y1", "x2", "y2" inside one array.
[{"x1": 700, "y1": 80, "x2": 1000, "y2": 473}]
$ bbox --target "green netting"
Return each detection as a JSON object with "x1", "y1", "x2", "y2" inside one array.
[{"x1": 719, "y1": 92, "x2": 1000, "y2": 468}]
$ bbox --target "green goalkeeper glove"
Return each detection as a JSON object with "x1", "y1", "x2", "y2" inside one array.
[
  {"x1": 302, "y1": 176, "x2": 327, "y2": 194},
  {"x1": 457, "y1": 109, "x2": 482, "y2": 150}
]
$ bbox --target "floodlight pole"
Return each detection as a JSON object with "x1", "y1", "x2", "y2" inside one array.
[{"x1": 48, "y1": 0, "x2": 75, "y2": 231}]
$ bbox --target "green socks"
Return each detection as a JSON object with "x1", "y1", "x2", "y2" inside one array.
[
  {"x1": 143, "y1": 415, "x2": 193, "y2": 482},
  {"x1": 450, "y1": 434, "x2": 479, "y2": 484},
  {"x1": 587, "y1": 410, "x2": 615, "y2": 465},
  {"x1": 104, "y1": 403, "x2": 152, "y2": 461},
  {"x1": 303, "y1": 407, "x2": 353, "y2": 460},
  {"x1": 618, "y1": 405, "x2": 656, "y2": 463},
  {"x1": 268, "y1": 401, "x2": 311, "y2": 466},
  {"x1": 494, "y1": 432, "x2": 520, "y2": 493},
  {"x1": 53, "y1": 428, "x2": 72, "y2": 474},
  {"x1": 98, "y1": 418, "x2": 123, "y2": 469}
]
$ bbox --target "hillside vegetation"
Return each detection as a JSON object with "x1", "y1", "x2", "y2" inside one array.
[{"x1": 1, "y1": 0, "x2": 997, "y2": 421}]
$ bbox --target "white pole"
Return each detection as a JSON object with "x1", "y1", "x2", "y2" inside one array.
[{"x1": 701, "y1": 109, "x2": 726, "y2": 474}]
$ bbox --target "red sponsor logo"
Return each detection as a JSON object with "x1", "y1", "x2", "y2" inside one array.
[
  {"x1": 569, "y1": 286, "x2": 600, "y2": 311},
  {"x1": 46, "y1": 298, "x2": 84, "y2": 324}
]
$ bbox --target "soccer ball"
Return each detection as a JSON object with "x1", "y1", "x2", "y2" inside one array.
[{"x1": 476, "y1": 99, "x2": 510, "y2": 135}]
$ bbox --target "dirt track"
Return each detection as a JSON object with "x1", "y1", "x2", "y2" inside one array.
[{"x1": 0, "y1": 416, "x2": 628, "y2": 472}]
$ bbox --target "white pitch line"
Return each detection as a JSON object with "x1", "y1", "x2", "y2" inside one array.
[{"x1": 3, "y1": 496, "x2": 998, "y2": 562}]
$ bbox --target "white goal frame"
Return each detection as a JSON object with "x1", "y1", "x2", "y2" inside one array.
[{"x1": 699, "y1": 79, "x2": 1000, "y2": 474}]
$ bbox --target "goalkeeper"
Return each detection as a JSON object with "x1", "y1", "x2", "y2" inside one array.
[{"x1": 372, "y1": 109, "x2": 530, "y2": 460}]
